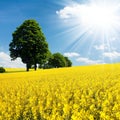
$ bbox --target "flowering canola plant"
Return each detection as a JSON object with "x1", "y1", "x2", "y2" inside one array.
[{"x1": 0, "y1": 64, "x2": 120, "y2": 120}]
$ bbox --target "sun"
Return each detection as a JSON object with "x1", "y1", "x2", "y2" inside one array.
[
  {"x1": 56, "y1": 0, "x2": 120, "y2": 64},
  {"x1": 56, "y1": 0, "x2": 120, "y2": 52},
  {"x1": 57, "y1": 1, "x2": 120, "y2": 34},
  {"x1": 79, "y1": 3, "x2": 119, "y2": 31}
]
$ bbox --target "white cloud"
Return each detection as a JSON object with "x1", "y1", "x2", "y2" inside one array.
[
  {"x1": 94, "y1": 44, "x2": 116, "y2": 51},
  {"x1": 0, "y1": 52, "x2": 25, "y2": 68},
  {"x1": 76, "y1": 57, "x2": 102, "y2": 65},
  {"x1": 56, "y1": 6, "x2": 73, "y2": 19},
  {"x1": 94, "y1": 44, "x2": 108, "y2": 50},
  {"x1": 56, "y1": 4, "x2": 83, "y2": 19},
  {"x1": 64, "y1": 52, "x2": 80, "y2": 57},
  {"x1": 56, "y1": 2, "x2": 120, "y2": 30},
  {"x1": 103, "y1": 51, "x2": 120, "y2": 58}
]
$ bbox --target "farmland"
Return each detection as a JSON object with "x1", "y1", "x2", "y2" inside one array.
[{"x1": 0, "y1": 64, "x2": 120, "y2": 120}]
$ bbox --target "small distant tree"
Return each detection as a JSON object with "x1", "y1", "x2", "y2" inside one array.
[
  {"x1": 0, "y1": 67, "x2": 5, "y2": 73},
  {"x1": 48, "y1": 53, "x2": 66, "y2": 68},
  {"x1": 64, "y1": 57, "x2": 72, "y2": 67},
  {"x1": 39, "y1": 52, "x2": 72, "y2": 69},
  {"x1": 9, "y1": 19, "x2": 49, "y2": 71}
]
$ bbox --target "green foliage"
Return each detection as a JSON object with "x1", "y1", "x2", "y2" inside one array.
[
  {"x1": 64, "y1": 57, "x2": 72, "y2": 67},
  {"x1": 48, "y1": 53, "x2": 66, "y2": 68},
  {"x1": 0, "y1": 67, "x2": 5, "y2": 73},
  {"x1": 9, "y1": 19, "x2": 49, "y2": 71},
  {"x1": 42, "y1": 52, "x2": 72, "y2": 69},
  {"x1": 39, "y1": 51, "x2": 52, "y2": 69}
]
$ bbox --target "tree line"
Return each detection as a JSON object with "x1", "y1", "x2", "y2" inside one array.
[{"x1": 9, "y1": 19, "x2": 72, "y2": 71}]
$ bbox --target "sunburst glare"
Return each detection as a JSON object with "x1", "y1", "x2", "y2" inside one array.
[
  {"x1": 56, "y1": 0, "x2": 120, "y2": 65},
  {"x1": 79, "y1": 4, "x2": 119, "y2": 31}
]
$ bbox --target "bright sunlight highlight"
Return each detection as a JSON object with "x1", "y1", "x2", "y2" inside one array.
[
  {"x1": 56, "y1": 0, "x2": 120, "y2": 64},
  {"x1": 81, "y1": 4, "x2": 118, "y2": 30},
  {"x1": 57, "y1": 1, "x2": 120, "y2": 32}
]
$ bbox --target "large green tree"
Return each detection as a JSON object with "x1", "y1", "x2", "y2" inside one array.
[{"x1": 9, "y1": 19, "x2": 49, "y2": 71}]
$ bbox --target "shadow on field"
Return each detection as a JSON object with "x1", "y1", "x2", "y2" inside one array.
[{"x1": 5, "y1": 70, "x2": 26, "y2": 73}]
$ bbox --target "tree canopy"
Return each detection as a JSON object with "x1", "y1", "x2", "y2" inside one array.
[
  {"x1": 43, "y1": 52, "x2": 72, "y2": 68},
  {"x1": 48, "y1": 53, "x2": 66, "y2": 68},
  {"x1": 9, "y1": 19, "x2": 49, "y2": 71},
  {"x1": 64, "y1": 57, "x2": 72, "y2": 67}
]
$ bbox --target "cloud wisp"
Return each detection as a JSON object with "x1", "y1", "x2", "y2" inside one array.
[
  {"x1": 76, "y1": 57, "x2": 102, "y2": 65},
  {"x1": 64, "y1": 52, "x2": 103, "y2": 65},
  {"x1": 64, "y1": 52, "x2": 80, "y2": 57},
  {"x1": 94, "y1": 44, "x2": 108, "y2": 51},
  {"x1": 103, "y1": 51, "x2": 120, "y2": 58}
]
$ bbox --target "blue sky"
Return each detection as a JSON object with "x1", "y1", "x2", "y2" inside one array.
[{"x1": 1, "y1": 0, "x2": 120, "y2": 67}]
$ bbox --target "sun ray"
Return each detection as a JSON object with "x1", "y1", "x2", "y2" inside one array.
[
  {"x1": 64, "y1": 26, "x2": 93, "y2": 52},
  {"x1": 56, "y1": 0, "x2": 120, "y2": 64}
]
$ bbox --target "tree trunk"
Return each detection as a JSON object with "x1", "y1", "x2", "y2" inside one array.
[
  {"x1": 34, "y1": 63, "x2": 37, "y2": 71},
  {"x1": 26, "y1": 63, "x2": 29, "y2": 71}
]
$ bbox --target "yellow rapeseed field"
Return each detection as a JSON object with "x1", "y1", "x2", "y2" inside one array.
[{"x1": 0, "y1": 64, "x2": 120, "y2": 120}]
